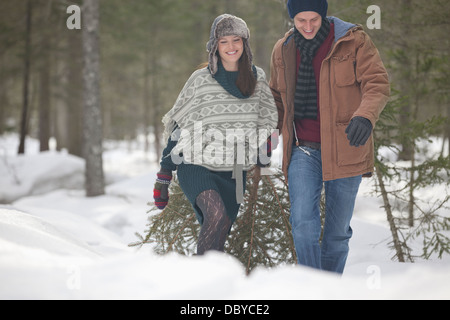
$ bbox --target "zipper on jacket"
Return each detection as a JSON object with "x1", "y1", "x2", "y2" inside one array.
[
  {"x1": 283, "y1": 31, "x2": 313, "y2": 158},
  {"x1": 320, "y1": 26, "x2": 359, "y2": 178},
  {"x1": 292, "y1": 120, "x2": 311, "y2": 156},
  {"x1": 281, "y1": 36, "x2": 294, "y2": 161},
  {"x1": 284, "y1": 31, "x2": 313, "y2": 158}
]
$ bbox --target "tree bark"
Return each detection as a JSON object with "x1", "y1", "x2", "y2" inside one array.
[
  {"x1": 82, "y1": 0, "x2": 104, "y2": 197},
  {"x1": 67, "y1": 24, "x2": 83, "y2": 157},
  {"x1": 38, "y1": 36, "x2": 51, "y2": 152},
  {"x1": 18, "y1": 0, "x2": 33, "y2": 154}
]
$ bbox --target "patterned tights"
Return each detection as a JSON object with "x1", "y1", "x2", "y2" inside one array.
[{"x1": 196, "y1": 190, "x2": 231, "y2": 255}]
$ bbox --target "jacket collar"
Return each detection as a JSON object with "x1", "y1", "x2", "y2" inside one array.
[{"x1": 327, "y1": 16, "x2": 359, "y2": 41}]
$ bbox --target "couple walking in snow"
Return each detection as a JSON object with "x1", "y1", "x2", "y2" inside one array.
[{"x1": 153, "y1": 0, "x2": 389, "y2": 274}]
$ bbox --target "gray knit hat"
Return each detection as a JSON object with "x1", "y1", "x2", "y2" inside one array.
[{"x1": 206, "y1": 14, "x2": 253, "y2": 77}]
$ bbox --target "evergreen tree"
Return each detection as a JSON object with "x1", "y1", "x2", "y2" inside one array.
[
  {"x1": 373, "y1": 88, "x2": 450, "y2": 262},
  {"x1": 227, "y1": 167, "x2": 296, "y2": 274},
  {"x1": 131, "y1": 167, "x2": 296, "y2": 275}
]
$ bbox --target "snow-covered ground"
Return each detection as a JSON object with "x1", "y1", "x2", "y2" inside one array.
[{"x1": 0, "y1": 134, "x2": 449, "y2": 300}]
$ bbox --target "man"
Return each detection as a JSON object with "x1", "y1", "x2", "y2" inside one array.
[{"x1": 269, "y1": 0, "x2": 389, "y2": 274}]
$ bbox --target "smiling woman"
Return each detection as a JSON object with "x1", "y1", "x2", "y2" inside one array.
[
  {"x1": 153, "y1": 13, "x2": 278, "y2": 256},
  {"x1": 217, "y1": 36, "x2": 243, "y2": 71},
  {"x1": 209, "y1": 15, "x2": 257, "y2": 98}
]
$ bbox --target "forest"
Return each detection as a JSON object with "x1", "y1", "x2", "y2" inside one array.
[
  {"x1": 1, "y1": 0, "x2": 449, "y2": 158},
  {"x1": 1, "y1": 0, "x2": 449, "y2": 268}
]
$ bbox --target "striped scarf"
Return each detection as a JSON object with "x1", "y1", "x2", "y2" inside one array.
[{"x1": 293, "y1": 18, "x2": 330, "y2": 119}]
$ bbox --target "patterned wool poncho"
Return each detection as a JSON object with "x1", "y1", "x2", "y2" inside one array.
[{"x1": 162, "y1": 66, "x2": 278, "y2": 173}]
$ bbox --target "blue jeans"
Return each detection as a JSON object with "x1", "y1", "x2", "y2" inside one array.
[{"x1": 288, "y1": 146, "x2": 362, "y2": 274}]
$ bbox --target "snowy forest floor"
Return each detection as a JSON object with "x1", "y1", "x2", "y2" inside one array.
[{"x1": 0, "y1": 133, "x2": 449, "y2": 300}]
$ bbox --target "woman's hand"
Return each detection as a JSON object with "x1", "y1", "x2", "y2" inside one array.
[{"x1": 153, "y1": 168, "x2": 173, "y2": 210}]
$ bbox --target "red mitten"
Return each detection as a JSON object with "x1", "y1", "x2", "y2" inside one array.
[{"x1": 153, "y1": 169, "x2": 172, "y2": 210}]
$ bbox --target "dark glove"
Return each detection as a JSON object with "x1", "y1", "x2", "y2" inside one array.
[
  {"x1": 153, "y1": 168, "x2": 172, "y2": 210},
  {"x1": 257, "y1": 132, "x2": 279, "y2": 167},
  {"x1": 345, "y1": 117, "x2": 373, "y2": 147}
]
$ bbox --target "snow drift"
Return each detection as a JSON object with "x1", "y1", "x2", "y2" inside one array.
[{"x1": 0, "y1": 134, "x2": 449, "y2": 300}]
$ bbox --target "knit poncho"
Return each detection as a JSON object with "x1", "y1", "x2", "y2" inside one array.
[{"x1": 162, "y1": 66, "x2": 278, "y2": 173}]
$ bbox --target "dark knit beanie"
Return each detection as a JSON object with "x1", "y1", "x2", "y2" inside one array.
[
  {"x1": 206, "y1": 14, "x2": 253, "y2": 76},
  {"x1": 287, "y1": 0, "x2": 328, "y2": 19}
]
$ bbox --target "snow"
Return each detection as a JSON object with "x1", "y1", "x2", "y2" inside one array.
[{"x1": 1, "y1": 133, "x2": 449, "y2": 300}]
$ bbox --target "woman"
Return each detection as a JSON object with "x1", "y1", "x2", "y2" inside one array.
[{"x1": 153, "y1": 14, "x2": 278, "y2": 255}]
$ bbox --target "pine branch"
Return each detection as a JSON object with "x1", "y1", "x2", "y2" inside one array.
[
  {"x1": 134, "y1": 167, "x2": 297, "y2": 274},
  {"x1": 263, "y1": 173, "x2": 296, "y2": 260},
  {"x1": 244, "y1": 167, "x2": 261, "y2": 275}
]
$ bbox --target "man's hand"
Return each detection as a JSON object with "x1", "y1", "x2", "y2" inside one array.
[{"x1": 345, "y1": 117, "x2": 373, "y2": 147}]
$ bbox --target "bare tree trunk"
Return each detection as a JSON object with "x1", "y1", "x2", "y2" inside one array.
[
  {"x1": 37, "y1": 0, "x2": 54, "y2": 152},
  {"x1": 143, "y1": 48, "x2": 150, "y2": 154},
  {"x1": 0, "y1": 56, "x2": 6, "y2": 134},
  {"x1": 18, "y1": 0, "x2": 32, "y2": 154},
  {"x1": 397, "y1": 0, "x2": 414, "y2": 161},
  {"x1": 82, "y1": 0, "x2": 104, "y2": 197},
  {"x1": 375, "y1": 166, "x2": 405, "y2": 262},
  {"x1": 151, "y1": 54, "x2": 162, "y2": 163},
  {"x1": 447, "y1": 105, "x2": 450, "y2": 156},
  {"x1": 39, "y1": 38, "x2": 51, "y2": 152},
  {"x1": 67, "y1": 26, "x2": 83, "y2": 157},
  {"x1": 408, "y1": 156, "x2": 415, "y2": 227}
]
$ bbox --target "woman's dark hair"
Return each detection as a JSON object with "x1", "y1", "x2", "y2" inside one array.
[{"x1": 235, "y1": 44, "x2": 257, "y2": 97}]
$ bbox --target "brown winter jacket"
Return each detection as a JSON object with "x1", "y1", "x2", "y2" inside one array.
[{"x1": 269, "y1": 17, "x2": 390, "y2": 182}]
